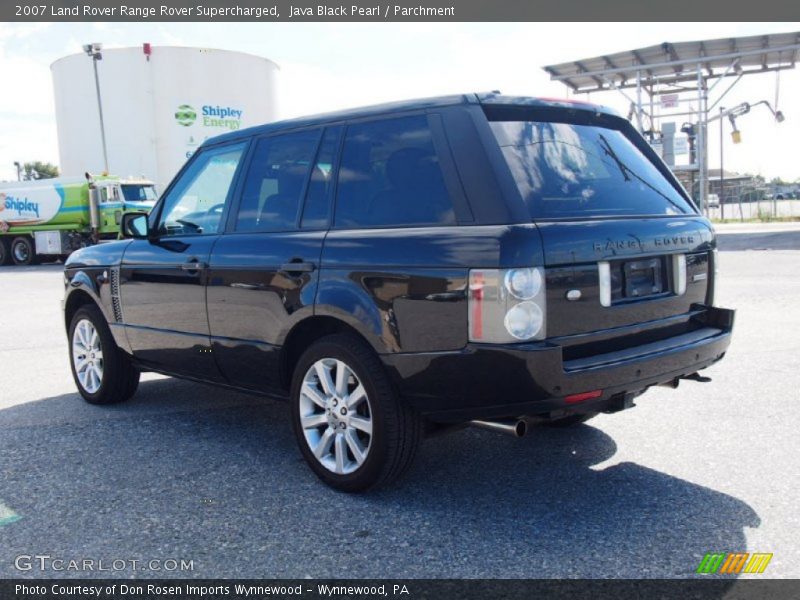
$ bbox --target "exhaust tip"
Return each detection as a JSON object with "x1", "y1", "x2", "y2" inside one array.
[{"x1": 469, "y1": 419, "x2": 528, "y2": 438}]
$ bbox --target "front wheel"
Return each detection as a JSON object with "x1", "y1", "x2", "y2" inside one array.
[
  {"x1": 290, "y1": 334, "x2": 422, "y2": 492},
  {"x1": 69, "y1": 304, "x2": 140, "y2": 404}
]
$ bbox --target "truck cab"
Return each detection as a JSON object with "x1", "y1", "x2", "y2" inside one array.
[{"x1": 91, "y1": 176, "x2": 158, "y2": 236}]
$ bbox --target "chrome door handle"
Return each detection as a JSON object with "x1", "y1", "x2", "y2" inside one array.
[
  {"x1": 180, "y1": 260, "x2": 208, "y2": 271},
  {"x1": 280, "y1": 261, "x2": 316, "y2": 274},
  {"x1": 230, "y1": 282, "x2": 267, "y2": 290}
]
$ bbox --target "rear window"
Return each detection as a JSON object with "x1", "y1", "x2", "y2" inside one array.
[{"x1": 488, "y1": 113, "x2": 695, "y2": 219}]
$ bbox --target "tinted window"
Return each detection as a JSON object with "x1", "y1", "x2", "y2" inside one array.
[
  {"x1": 121, "y1": 184, "x2": 157, "y2": 202},
  {"x1": 157, "y1": 143, "x2": 246, "y2": 236},
  {"x1": 489, "y1": 118, "x2": 695, "y2": 219},
  {"x1": 235, "y1": 130, "x2": 320, "y2": 232},
  {"x1": 301, "y1": 126, "x2": 342, "y2": 229},
  {"x1": 335, "y1": 115, "x2": 455, "y2": 228}
]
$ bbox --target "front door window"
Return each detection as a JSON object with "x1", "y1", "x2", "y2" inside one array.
[{"x1": 156, "y1": 143, "x2": 246, "y2": 236}]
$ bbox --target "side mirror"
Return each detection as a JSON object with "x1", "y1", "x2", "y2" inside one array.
[{"x1": 120, "y1": 212, "x2": 149, "y2": 239}]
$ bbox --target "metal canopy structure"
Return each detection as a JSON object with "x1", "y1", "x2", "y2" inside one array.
[
  {"x1": 544, "y1": 32, "x2": 800, "y2": 93},
  {"x1": 543, "y1": 32, "x2": 800, "y2": 213}
]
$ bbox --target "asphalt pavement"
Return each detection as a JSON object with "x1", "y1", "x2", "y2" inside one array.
[{"x1": 0, "y1": 225, "x2": 798, "y2": 579}]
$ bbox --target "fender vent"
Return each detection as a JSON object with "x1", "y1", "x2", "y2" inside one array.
[{"x1": 109, "y1": 266, "x2": 123, "y2": 322}]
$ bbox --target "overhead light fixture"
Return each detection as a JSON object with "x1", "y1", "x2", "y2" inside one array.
[{"x1": 83, "y1": 42, "x2": 103, "y2": 59}]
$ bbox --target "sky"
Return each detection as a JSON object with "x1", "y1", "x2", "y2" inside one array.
[{"x1": 1, "y1": 21, "x2": 799, "y2": 182}]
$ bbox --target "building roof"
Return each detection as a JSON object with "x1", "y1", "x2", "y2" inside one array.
[{"x1": 543, "y1": 31, "x2": 800, "y2": 93}]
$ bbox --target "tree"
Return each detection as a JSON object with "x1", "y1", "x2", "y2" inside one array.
[{"x1": 22, "y1": 161, "x2": 59, "y2": 180}]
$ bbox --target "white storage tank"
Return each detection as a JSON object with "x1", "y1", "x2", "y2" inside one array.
[{"x1": 51, "y1": 45, "x2": 279, "y2": 187}]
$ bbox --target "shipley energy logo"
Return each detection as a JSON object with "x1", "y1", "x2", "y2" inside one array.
[
  {"x1": 175, "y1": 104, "x2": 197, "y2": 126},
  {"x1": 696, "y1": 552, "x2": 773, "y2": 574},
  {"x1": 0, "y1": 192, "x2": 40, "y2": 218},
  {"x1": 175, "y1": 104, "x2": 243, "y2": 130}
]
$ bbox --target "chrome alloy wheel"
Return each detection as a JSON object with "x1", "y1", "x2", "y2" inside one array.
[
  {"x1": 299, "y1": 358, "x2": 373, "y2": 475},
  {"x1": 72, "y1": 318, "x2": 104, "y2": 394}
]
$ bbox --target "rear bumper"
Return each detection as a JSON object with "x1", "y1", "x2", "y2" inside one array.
[{"x1": 381, "y1": 305, "x2": 734, "y2": 422}]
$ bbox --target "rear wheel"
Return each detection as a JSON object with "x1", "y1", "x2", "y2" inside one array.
[
  {"x1": 540, "y1": 412, "x2": 598, "y2": 428},
  {"x1": 69, "y1": 304, "x2": 139, "y2": 405},
  {"x1": 0, "y1": 238, "x2": 9, "y2": 266},
  {"x1": 290, "y1": 334, "x2": 422, "y2": 492},
  {"x1": 10, "y1": 236, "x2": 37, "y2": 266}
]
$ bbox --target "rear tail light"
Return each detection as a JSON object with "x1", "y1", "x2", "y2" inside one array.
[{"x1": 468, "y1": 267, "x2": 546, "y2": 343}]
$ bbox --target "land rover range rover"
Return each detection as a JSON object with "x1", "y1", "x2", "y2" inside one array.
[{"x1": 63, "y1": 93, "x2": 734, "y2": 491}]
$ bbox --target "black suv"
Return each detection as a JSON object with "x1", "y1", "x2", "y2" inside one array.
[{"x1": 63, "y1": 93, "x2": 734, "y2": 491}]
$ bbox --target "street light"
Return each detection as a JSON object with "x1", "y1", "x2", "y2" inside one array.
[
  {"x1": 83, "y1": 42, "x2": 109, "y2": 174},
  {"x1": 13, "y1": 161, "x2": 21, "y2": 181}
]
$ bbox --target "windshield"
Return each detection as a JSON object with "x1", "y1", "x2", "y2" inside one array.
[
  {"x1": 121, "y1": 184, "x2": 157, "y2": 203},
  {"x1": 488, "y1": 118, "x2": 695, "y2": 219}
]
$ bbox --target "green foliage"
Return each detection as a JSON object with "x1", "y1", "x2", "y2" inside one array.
[{"x1": 22, "y1": 161, "x2": 60, "y2": 180}]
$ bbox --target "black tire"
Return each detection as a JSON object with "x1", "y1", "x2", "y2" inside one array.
[
  {"x1": 0, "y1": 238, "x2": 9, "y2": 266},
  {"x1": 68, "y1": 304, "x2": 139, "y2": 405},
  {"x1": 290, "y1": 334, "x2": 422, "y2": 492},
  {"x1": 540, "y1": 412, "x2": 598, "y2": 428},
  {"x1": 10, "y1": 236, "x2": 37, "y2": 266}
]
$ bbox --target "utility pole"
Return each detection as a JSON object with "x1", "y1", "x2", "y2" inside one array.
[
  {"x1": 84, "y1": 43, "x2": 109, "y2": 173},
  {"x1": 719, "y1": 106, "x2": 725, "y2": 221}
]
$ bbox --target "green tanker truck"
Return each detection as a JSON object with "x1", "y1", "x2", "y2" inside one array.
[{"x1": 0, "y1": 174, "x2": 156, "y2": 265}]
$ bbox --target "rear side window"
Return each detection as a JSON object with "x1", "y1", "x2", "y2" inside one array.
[
  {"x1": 335, "y1": 115, "x2": 455, "y2": 228},
  {"x1": 488, "y1": 116, "x2": 695, "y2": 219},
  {"x1": 301, "y1": 126, "x2": 342, "y2": 229},
  {"x1": 235, "y1": 130, "x2": 320, "y2": 232}
]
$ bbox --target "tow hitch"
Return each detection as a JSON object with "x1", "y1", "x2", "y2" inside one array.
[
  {"x1": 659, "y1": 372, "x2": 713, "y2": 389},
  {"x1": 604, "y1": 392, "x2": 637, "y2": 413},
  {"x1": 683, "y1": 372, "x2": 712, "y2": 383}
]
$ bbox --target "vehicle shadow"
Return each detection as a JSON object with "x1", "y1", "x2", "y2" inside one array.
[
  {"x1": 0, "y1": 378, "x2": 758, "y2": 582},
  {"x1": 716, "y1": 229, "x2": 800, "y2": 251}
]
